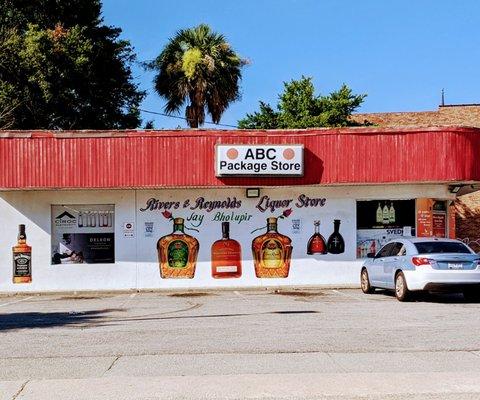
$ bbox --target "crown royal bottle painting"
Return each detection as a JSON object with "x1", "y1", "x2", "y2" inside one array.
[
  {"x1": 157, "y1": 217, "x2": 199, "y2": 279},
  {"x1": 252, "y1": 217, "x2": 292, "y2": 278}
]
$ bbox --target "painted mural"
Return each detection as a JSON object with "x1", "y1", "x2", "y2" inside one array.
[{"x1": 136, "y1": 188, "x2": 355, "y2": 280}]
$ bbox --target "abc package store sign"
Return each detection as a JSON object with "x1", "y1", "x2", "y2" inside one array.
[{"x1": 216, "y1": 144, "x2": 304, "y2": 177}]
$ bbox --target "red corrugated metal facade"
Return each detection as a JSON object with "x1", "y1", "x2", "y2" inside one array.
[{"x1": 0, "y1": 126, "x2": 479, "y2": 189}]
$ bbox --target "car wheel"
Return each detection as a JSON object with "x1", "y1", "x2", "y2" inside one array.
[
  {"x1": 463, "y1": 288, "x2": 480, "y2": 303},
  {"x1": 360, "y1": 268, "x2": 375, "y2": 294},
  {"x1": 395, "y1": 272, "x2": 411, "y2": 302}
]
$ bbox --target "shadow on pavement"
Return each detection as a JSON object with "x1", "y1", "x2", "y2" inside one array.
[
  {"x1": 108, "y1": 310, "x2": 320, "y2": 324},
  {"x1": 0, "y1": 309, "x2": 124, "y2": 331},
  {"x1": 0, "y1": 309, "x2": 319, "y2": 331},
  {"x1": 374, "y1": 289, "x2": 476, "y2": 303}
]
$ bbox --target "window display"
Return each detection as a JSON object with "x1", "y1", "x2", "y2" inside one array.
[
  {"x1": 356, "y1": 200, "x2": 416, "y2": 258},
  {"x1": 51, "y1": 205, "x2": 115, "y2": 264}
]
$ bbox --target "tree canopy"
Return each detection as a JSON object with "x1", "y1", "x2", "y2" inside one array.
[
  {"x1": 150, "y1": 24, "x2": 246, "y2": 128},
  {"x1": 0, "y1": 0, "x2": 145, "y2": 129},
  {"x1": 238, "y1": 76, "x2": 367, "y2": 129}
]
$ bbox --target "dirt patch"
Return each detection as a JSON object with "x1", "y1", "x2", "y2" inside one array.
[
  {"x1": 58, "y1": 296, "x2": 101, "y2": 300},
  {"x1": 168, "y1": 292, "x2": 213, "y2": 298}
]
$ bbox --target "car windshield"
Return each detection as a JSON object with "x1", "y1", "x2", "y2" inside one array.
[{"x1": 414, "y1": 241, "x2": 471, "y2": 254}]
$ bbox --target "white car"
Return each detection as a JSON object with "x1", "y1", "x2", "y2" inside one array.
[{"x1": 361, "y1": 237, "x2": 480, "y2": 301}]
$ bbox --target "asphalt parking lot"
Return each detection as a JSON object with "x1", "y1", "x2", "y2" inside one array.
[{"x1": 1, "y1": 288, "x2": 480, "y2": 399}]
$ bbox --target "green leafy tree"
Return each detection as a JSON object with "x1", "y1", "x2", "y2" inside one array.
[
  {"x1": 0, "y1": 0, "x2": 145, "y2": 129},
  {"x1": 150, "y1": 24, "x2": 246, "y2": 128},
  {"x1": 238, "y1": 76, "x2": 366, "y2": 129},
  {"x1": 143, "y1": 120, "x2": 155, "y2": 129}
]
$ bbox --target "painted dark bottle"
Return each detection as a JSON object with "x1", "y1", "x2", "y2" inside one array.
[{"x1": 327, "y1": 219, "x2": 345, "y2": 254}]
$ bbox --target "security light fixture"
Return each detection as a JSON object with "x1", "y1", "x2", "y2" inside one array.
[
  {"x1": 449, "y1": 185, "x2": 462, "y2": 194},
  {"x1": 246, "y1": 188, "x2": 260, "y2": 198}
]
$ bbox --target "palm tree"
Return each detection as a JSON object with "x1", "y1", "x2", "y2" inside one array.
[{"x1": 151, "y1": 24, "x2": 245, "y2": 128}]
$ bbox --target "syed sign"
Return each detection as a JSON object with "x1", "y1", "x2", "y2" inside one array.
[{"x1": 216, "y1": 144, "x2": 304, "y2": 177}]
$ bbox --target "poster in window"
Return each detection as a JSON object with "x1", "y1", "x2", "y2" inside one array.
[
  {"x1": 417, "y1": 199, "x2": 447, "y2": 238},
  {"x1": 416, "y1": 198, "x2": 433, "y2": 237},
  {"x1": 448, "y1": 202, "x2": 456, "y2": 239},
  {"x1": 51, "y1": 205, "x2": 115, "y2": 264}
]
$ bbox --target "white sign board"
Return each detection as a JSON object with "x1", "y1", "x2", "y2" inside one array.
[
  {"x1": 123, "y1": 222, "x2": 135, "y2": 238},
  {"x1": 215, "y1": 144, "x2": 304, "y2": 176}
]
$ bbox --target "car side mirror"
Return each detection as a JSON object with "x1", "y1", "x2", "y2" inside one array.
[{"x1": 366, "y1": 252, "x2": 376, "y2": 258}]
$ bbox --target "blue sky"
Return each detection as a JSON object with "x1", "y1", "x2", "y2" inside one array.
[{"x1": 101, "y1": 0, "x2": 480, "y2": 129}]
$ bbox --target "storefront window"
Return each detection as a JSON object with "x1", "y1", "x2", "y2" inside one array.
[
  {"x1": 51, "y1": 205, "x2": 115, "y2": 264},
  {"x1": 356, "y1": 200, "x2": 416, "y2": 258}
]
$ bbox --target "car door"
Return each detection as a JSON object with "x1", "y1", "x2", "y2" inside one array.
[
  {"x1": 381, "y1": 242, "x2": 404, "y2": 288},
  {"x1": 370, "y1": 243, "x2": 395, "y2": 286}
]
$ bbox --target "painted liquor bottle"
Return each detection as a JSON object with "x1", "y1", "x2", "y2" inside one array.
[
  {"x1": 252, "y1": 217, "x2": 292, "y2": 278},
  {"x1": 211, "y1": 222, "x2": 242, "y2": 278},
  {"x1": 326, "y1": 219, "x2": 345, "y2": 254},
  {"x1": 307, "y1": 220, "x2": 327, "y2": 255},
  {"x1": 13, "y1": 224, "x2": 32, "y2": 283},
  {"x1": 157, "y1": 218, "x2": 199, "y2": 279}
]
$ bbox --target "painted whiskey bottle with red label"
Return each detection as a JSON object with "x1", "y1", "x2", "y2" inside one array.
[{"x1": 211, "y1": 222, "x2": 242, "y2": 278}]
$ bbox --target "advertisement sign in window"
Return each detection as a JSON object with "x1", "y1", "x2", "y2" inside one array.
[
  {"x1": 448, "y1": 202, "x2": 456, "y2": 239},
  {"x1": 416, "y1": 198, "x2": 433, "y2": 237},
  {"x1": 356, "y1": 200, "x2": 416, "y2": 258},
  {"x1": 417, "y1": 199, "x2": 447, "y2": 238},
  {"x1": 51, "y1": 205, "x2": 115, "y2": 264}
]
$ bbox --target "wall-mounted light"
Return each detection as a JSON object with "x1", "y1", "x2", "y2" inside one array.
[
  {"x1": 449, "y1": 185, "x2": 462, "y2": 194},
  {"x1": 246, "y1": 188, "x2": 260, "y2": 198}
]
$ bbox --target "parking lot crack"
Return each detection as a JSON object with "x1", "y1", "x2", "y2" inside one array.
[
  {"x1": 11, "y1": 380, "x2": 29, "y2": 400},
  {"x1": 104, "y1": 355, "x2": 121, "y2": 375}
]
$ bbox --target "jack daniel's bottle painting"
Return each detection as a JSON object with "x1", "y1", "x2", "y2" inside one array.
[{"x1": 13, "y1": 224, "x2": 32, "y2": 283}]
